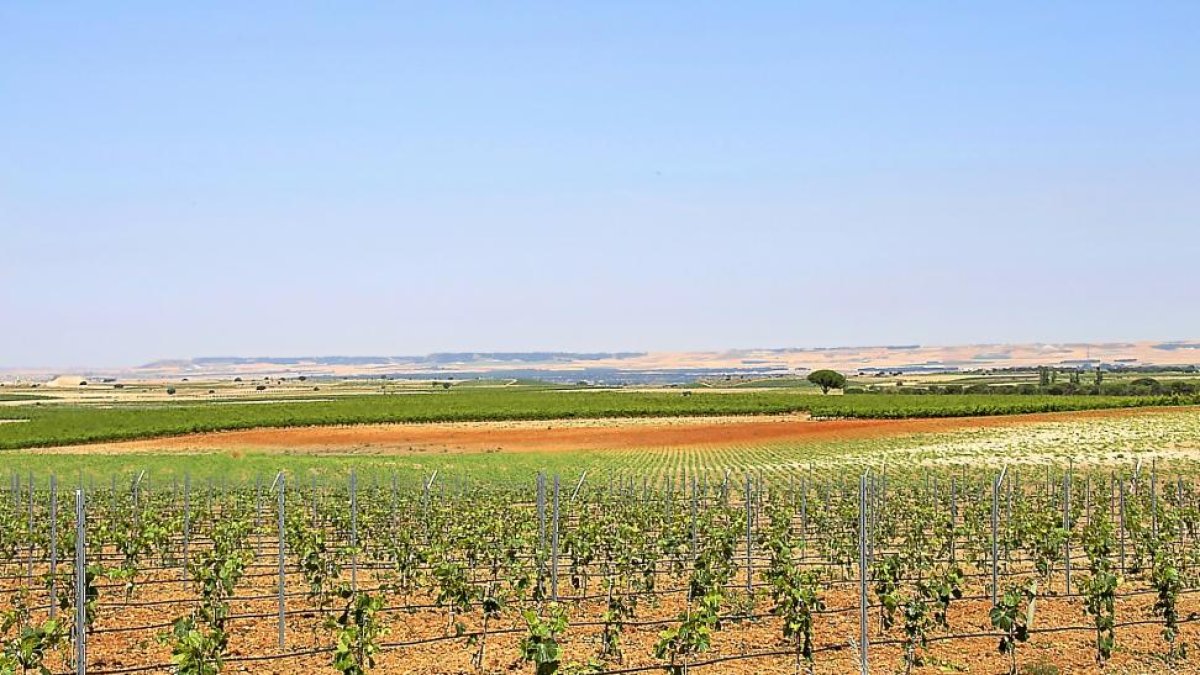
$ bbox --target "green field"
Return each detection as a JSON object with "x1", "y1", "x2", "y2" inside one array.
[
  {"x1": 0, "y1": 387, "x2": 1194, "y2": 450},
  {"x1": 0, "y1": 393, "x2": 54, "y2": 402}
]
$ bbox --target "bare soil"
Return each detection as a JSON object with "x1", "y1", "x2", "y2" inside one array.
[{"x1": 9, "y1": 563, "x2": 1198, "y2": 675}]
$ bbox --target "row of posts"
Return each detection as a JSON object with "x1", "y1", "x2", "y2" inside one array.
[{"x1": 9, "y1": 459, "x2": 1170, "y2": 674}]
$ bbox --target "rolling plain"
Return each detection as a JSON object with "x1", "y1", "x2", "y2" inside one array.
[{"x1": 2, "y1": 375, "x2": 1200, "y2": 674}]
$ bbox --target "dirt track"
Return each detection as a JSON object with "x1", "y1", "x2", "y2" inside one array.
[{"x1": 34, "y1": 406, "x2": 1187, "y2": 455}]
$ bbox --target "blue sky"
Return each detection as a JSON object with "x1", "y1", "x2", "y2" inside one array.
[{"x1": 2, "y1": 2, "x2": 1198, "y2": 367}]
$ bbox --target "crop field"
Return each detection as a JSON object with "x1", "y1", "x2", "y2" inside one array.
[
  {"x1": 2, "y1": 407, "x2": 1200, "y2": 674},
  {"x1": 2, "y1": 407, "x2": 1199, "y2": 483},
  {"x1": 1, "y1": 386, "x2": 1195, "y2": 450},
  {"x1": 0, "y1": 394, "x2": 53, "y2": 403}
]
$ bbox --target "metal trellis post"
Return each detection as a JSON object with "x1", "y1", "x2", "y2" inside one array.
[
  {"x1": 49, "y1": 474, "x2": 58, "y2": 617},
  {"x1": 277, "y1": 473, "x2": 286, "y2": 648},
  {"x1": 350, "y1": 470, "x2": 358, "y2": 591},
  {"x1": 858, "y1": 472, "x2": 869, "y2": 675},
  {"x1": 74, "y1": 489, "x2": 87, "y2": 675},
  {"x1": 551, "y1": 475, "x2": 560, "y2": 601}
]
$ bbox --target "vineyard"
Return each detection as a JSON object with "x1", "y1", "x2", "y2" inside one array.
[
  {"x1": 3, "y1": 456, "x2": 1200, "y2": 675},
  {"x1": 7, "y1": 5, "x2": 1198, "y2": 675}
]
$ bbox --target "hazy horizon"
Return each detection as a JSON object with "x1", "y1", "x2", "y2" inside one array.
[
  {"x1": 5, "y1": 338, "x2": 1198, "y2": 373},
  {"x1": 4, "y1": 3, "x2": 1199, "y2": 367}
]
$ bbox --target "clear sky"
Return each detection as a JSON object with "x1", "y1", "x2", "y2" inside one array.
[{"x1": 2, "y1": 2, "x2": 1198, "y2": 367}]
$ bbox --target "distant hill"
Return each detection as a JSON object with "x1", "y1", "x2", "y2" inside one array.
[
  {"x1": 126, "y1": 341, "x2": 1199, "y2": 382},
  {"x1": 5, "y1": 341, "x2": 1196, "y2": 384}
]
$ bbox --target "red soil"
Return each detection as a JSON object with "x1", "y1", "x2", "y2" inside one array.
[{"x1": 47, "y1": 406, "x2": 1186, "y2": 456}]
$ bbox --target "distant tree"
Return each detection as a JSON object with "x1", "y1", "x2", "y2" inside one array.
[
  {"x1": 1166, "y1": 381, "x2": 1196, "y2": 395},
  {"x1": 806, "y1": 370, "x2": 847, "y2": 394},
  {"x1": 1130, "y1": 377, "x2": 1163, "y2": 395},
  {"x1": 256, "y1": 384, "x2": 267, "y2": 391},
  {"x1": 233, "y1": 377, "x2": 243, "y2": 383},
  {"x1": 1094, "y1": 367, "x2": 1104, "y2": 387},
  {"x1": 299, "y1": 376, "x2": 308, "y2": 382},
  {"x1": 1100, "y1": 382, "x2": 1131, "y2": 396},
  {"x1": 79, "y1": 381, "x2": 88, "y2": 386},
  {"x1": 166, "y1": 387, "x2": 176, "y2": 395}
]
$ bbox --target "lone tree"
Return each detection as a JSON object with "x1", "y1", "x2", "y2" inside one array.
[{"x1": 806, "y1": 369, "x2": 846, "y2": 394}]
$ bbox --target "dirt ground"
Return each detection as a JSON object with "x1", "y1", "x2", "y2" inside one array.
[
  {"x1": 9, "y1": 562, "x2": 1199, "y2": 675},
  {"x1": 31, "y1": 407, "x2": 1191, "y2": 456}
]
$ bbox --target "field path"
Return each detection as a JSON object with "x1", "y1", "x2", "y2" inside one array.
[{"x1": 31, "y1": 406, "x2": 1190, "y2": 455}]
